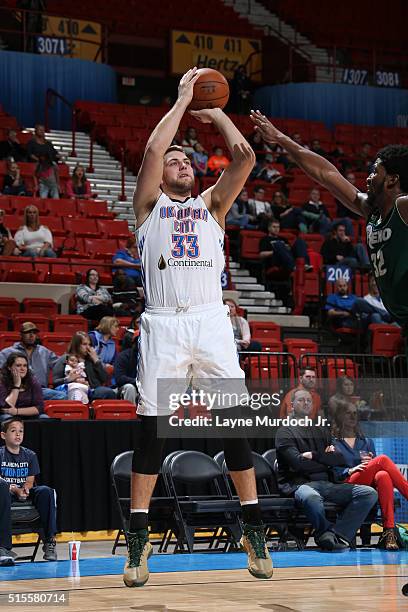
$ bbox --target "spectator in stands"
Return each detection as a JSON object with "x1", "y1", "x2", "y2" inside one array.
[
  {"x1": 325, "y1": 278, "x2": 359, "y2": 330},
  {"x1": 354, "y1": 274, "x2": 396, "y2": 325},
  {"x1": 224, "y1": 299, "x2": 261, "y2": 353},
  {"x1": 226, "y1": 188, "x2": 256, "y2": 229},
  {"x1": 63, "y1": 353, "x2": 89, "y2": 404},
  {"x1": 112, "y1": 270, "x2": 141, "y2": 316},
  {"x1": 26, "y1": 124, "x2": 60, "y2": 165},
  {"x1": 310, "y1": 139, "x2": 327, "y2": 158},
  {"x1": 2, "y1": 160, "x2": 29, "y2": 196},
  {"x1": 259, "y1": 219, "x2": 310, "y2": 274},
  {"x1": 328, "y1": 375, "x2": 372, "y2": 420},
  {"x1": 302, "y1": 188, "x2": 331, "y2": 235},
  {"x1": 35, "y1": 151, "x2": 60, "y2": 199},
  {"x1": 355, "y1": 142, "x2": 373, "y2": 172},
  {"x1": 291, "y1": 133, "x2": 306, "y2": 147},
  {"x1": 321, "y1": 223, "x2": 369, "y2": 268},
  {"x1": 0, "y1": 322, "x2": 66, "y2": 401},
  {"x1": 0, "y1": 209, "x2": 17, "y2": 256},
  {"x1": 89, "y1": 316, "x2": 119, "y2": 371},
  {"x1": 332, "y1": 399, "x2": 408, "y2": 550},
  {"x1": 0, "y1": 352, "x2": 49, "y2": 422},
  {"x1": 251, "y1": 153, "x2": 282, "y2": 184},
  {"x1": 0, "y1": 417, "x2": 57, "y2": 566},
  {"x1": 271, "y1": 191, "x2": 307, "y2": 233},
  {"x1": 52, "y1": 331, "x2": 116, "y2": 399},
  {"x1": 191, "y1": 143, "x2": 208, "y2": 177},
  {"x1": 76, "y1": 269, "x2": 114, "y2": 321},
  {"x1": 0, "y1": 129, "x2": 26, "y2": 162},
  {"x1": 247, "y1": 131, "x2": 272, "y2": 160},
  {"x1": 65, "y1": 164, "x2": 92, "y2": 199},
  {"x1": 120, "y1": 314, "x2": 140, "y2": 350},
  {"x1": 275, "y1": 388, "x2": 378, "y2": 551},
  {"x1": 248, "y1": 186, "x2": 273, "y2": 231},
  {"x1": 114, "y1": 337, "x2": 138, "y2": 404},
  {"x1": 14, "y1": 205, "x2": 56, "y2": 257},
  {"x1": 26, "y1": 125, "x2": 61, "y2": 199},
  {"x1": 181, "y1": 127, "x2": 199, "y2": 156},
  {"x1": 112, "y1": 237, "x2": 142, "y2": 288},
  {"x1": 207, "y1": 146, "x2": 230, "y2": 177},
  {"x1": 280, "y1": 367, "x2": 321, "y2": 419}
]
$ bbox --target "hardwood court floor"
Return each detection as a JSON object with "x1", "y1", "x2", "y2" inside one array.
[{"x1": 0, "y1": 564, "x2": 407, "y2": 612}]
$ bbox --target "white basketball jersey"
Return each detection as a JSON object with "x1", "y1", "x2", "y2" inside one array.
[{"x1": 135, "y1": 192, "x2": 225, "y2": 308}]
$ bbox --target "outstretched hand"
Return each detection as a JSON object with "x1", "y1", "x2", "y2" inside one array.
[
  {"x1": 178, "y1": 67, "x2": 200, "y2": 106},
  {"x1": 250, "y1": 110, "x2": 284, "y2": 144}
]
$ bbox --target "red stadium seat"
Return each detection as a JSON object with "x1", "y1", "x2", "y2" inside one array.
[
  {"x1": 53, "y1": 315, "x2": 88, "y2": 333},
  {"x1": 92, "y1": 400, "x2": 136, "y2": 420},
  {"x1": 249, "y1": 321, "x2": 281, "y2": 341},
  {"x1": 45, "y1": 199, "x2": 77, "y2": 217},
  {"x1": 96, "y1": 219, "x2": 131, "y2": 239},
  {"x1": 259, "y1": 339, "x2": 283, "y2": 352},
  {"x1": 284, "y1": 338, "x2": 319, "y2": 362},
  {"x1": 77, "y1": 200, "x2": 114, "y2": 219},
  {"x1": 46, "y1": 271, "x2": 77, "y2": 284},
  {"x1": 11, "y1": 197, "x2": 46, "y2": 214},
  {"x1": 11, "y1": 313, "x2": 49, "y2": 332},
  {"x1": 0, "y1": 297, "x2": 20, "y2": 316},
  {"x1": 22, "y1": 298, "x2": 58, "y2": 317},
  {"x1": 240, "y1": 230, "x2": 266, "y2": 260},
  {"x1": 84, "y1": 238, "x2": 118, "y2": 258},
  {"x1": 44, "y1": 401, "x2": 89, "y2": 420},
  {"x1": 369, "y1": 324, "x2": 403, "y2": 357},
  {"x1": 42, "y1": 333, "x2": 72, "y2": 355},
  {"x1": 0, "y1": 315, "x2": 8, "y2": 331},
  {"x1": 64, "y1": 218, "x2": 99, "y2": 237},
  {"x1": 0, "y1": 332, "x2": 21, "y2": 349},
  {"x1": 5, "y1": 269, "x2": 40, "y2": 283}
]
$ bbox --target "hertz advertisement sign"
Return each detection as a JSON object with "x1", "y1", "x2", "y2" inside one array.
[{"x1": 171, "y1": 30, "x2": 262, "y2": 81}]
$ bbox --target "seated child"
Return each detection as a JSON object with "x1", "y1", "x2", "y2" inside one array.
[{"x1": 65, "y1": 353, "x2": 89, "y2": 404}]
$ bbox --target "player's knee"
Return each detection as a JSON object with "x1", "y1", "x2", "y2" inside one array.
[{"x1": 223, "y1": 437, "x2": 253, "y2": 471}]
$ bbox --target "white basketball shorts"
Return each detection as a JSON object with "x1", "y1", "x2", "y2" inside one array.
[{"x1": 136, "y1": 301, "x2": 247, "y2": 416}]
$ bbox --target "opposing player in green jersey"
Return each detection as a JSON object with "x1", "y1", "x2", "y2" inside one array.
[{"x1": 250, "y1": 110, "x2": 408, "y2": 329}]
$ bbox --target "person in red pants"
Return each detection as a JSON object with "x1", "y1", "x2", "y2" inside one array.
[{"x1": 332, "y1": 399, "x2": 408, "y2": 550}]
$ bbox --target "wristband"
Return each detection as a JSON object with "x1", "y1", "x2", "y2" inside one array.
[{"x1": 12, "y1": 386, "x2": 21, "y2": 390}]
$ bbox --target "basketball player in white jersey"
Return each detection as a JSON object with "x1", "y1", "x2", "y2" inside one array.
[{"x1": 123, "y1": 67, "x2": 273, "y2": 587}]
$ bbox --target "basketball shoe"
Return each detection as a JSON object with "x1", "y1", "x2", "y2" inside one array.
[
  {"x1": 240, "y1": 524, "x2": 273, "y2": 579},
  {"x1": 123, "y1": 529, "x2": 153, "y2": 587}
]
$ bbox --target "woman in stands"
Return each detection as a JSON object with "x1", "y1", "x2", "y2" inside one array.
[
  {"x1": 0, "y1": 352, "x2": 49, "y2": 421},
  {"x1": 328, "y1": 375, "x2": 372, "y2": 419},
  {"x1": 2, "y1": 160, "x2": 29, "y2": 197},
  {"x1": 66, "y1": 164, "x2": 93, "y2": 200},
  {"x1": 52, "y1": 332, "x2": 116, "y2": 400},
  {"x1": 270, "y1": 191, "x2": 307, "y2": 233},
  {"x1": 14, "y1": 205, "x2": 56, "y2": 257},
  {"x1": 332, "y1": 399, "x2": 408, "y2": 550},
  {"x1": 0, "y1": 209, "x2": 17, "y2": 256},
  {"x1": 76, "y1": 268, "x2": 114, "y2": 322},
  {"x1": 224, "y1": 299, "x2": 261, "y2": 353},
  {"x1": 226, "y1": 187, "x2": 256, "y2": 229},
  {"x1": 89, "y1": 316, "x2": 119, "y2": 374},
  {"x1": 181, "y1": 126, "x2": 199, "y2": 156}
]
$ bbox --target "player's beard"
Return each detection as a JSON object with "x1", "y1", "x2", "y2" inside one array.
[
  {"x1": 366, "y1": 178, "x2": 385, "y2": 211},
  {"x1": 166, "y1": 176, "x2": 195, "y2": 196}
]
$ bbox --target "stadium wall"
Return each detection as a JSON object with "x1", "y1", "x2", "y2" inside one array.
[
  {"x1": 254, "y1": 83, "x2": 408, "y2": 129},
  {"x1": 0, "y1": 50, "x2": 117, "y2": 129}
]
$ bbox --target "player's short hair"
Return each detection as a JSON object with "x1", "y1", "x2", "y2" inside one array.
[
  {"x1": 2, "y1": 417, "x2": 24, "y2": 433},
  {"x1": 377, "y1": 145, "x2": 408, "y2": 192},
  {"x1": 164, "y1": 145, "x2": 185, "y2": 157}
]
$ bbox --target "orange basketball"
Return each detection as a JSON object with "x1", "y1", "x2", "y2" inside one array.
[{"x1": 189, "y1": 68, "x2": 230, "y2": 111}]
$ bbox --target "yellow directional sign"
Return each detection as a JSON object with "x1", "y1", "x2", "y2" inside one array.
[
  {"x1": 171, "y1": 30, "x2": 262, "y2": 82},
  {"x1": 41, "y1": 15, "x2": 101, "y2": 62}
]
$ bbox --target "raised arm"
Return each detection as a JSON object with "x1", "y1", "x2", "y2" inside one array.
[
  {"x1": 250, "y1": 110, "x2": 370, "y2": 218},
  {"x1": 133, "y1": 68, "x2": 200, "y2": 227},
  {"x1": 191, "y1": 108, "x2": 255, "y2": 225}
]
